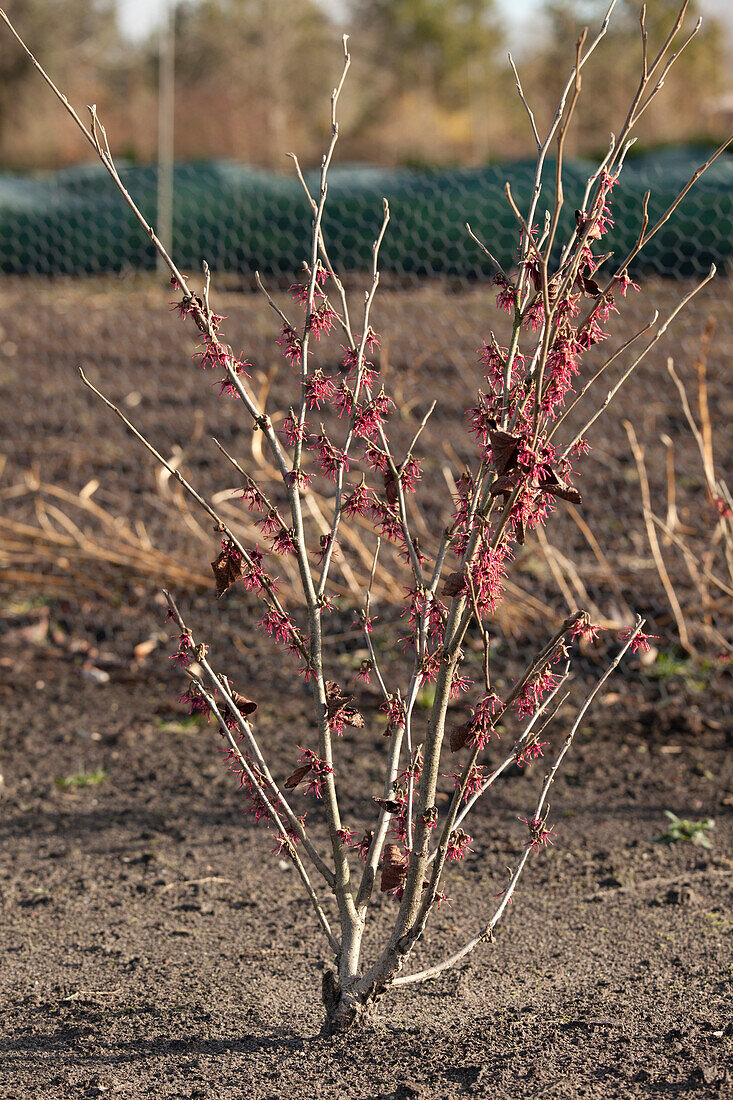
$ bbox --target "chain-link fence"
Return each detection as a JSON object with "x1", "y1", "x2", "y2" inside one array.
[
  {"x1": 2, "y1": 141, "x2": 731, "y2": 653},
  {"x1": 2, "y1": 147, "x2": 732, "y2": 279}
]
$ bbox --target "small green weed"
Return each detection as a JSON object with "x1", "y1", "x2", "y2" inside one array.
[
  {"x1": 0, "y1": 596, "x2": 51, "y2": 614},
  {"x1": 644, "y1": 652, "x2": 711, "y2": 692},
  {"x1": 416, "y1": 684, "x2": 436, "y2": 710},
  {"x1": 56, "y1": 768, "x2": 109, "y2": 789},
  {"x1": 154, "y1": 714, "x2": 205, "y2": 733},
  {"x1": 656, "y1": 810, "x2": 714, "y2": 849}
]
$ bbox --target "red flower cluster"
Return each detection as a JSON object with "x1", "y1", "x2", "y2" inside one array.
[
  {"x1": 519, "y1": 815, "x2": 556, "y2": 854},
  {"x1": 617, "y1": 627, "x2": 656, "y2": 654},
  {"x1": 285, "y1": 748, "x2": 334, "y2": 799},
  {"x1": 513, "y1": 667, "x2": 560, "y2": 719}
]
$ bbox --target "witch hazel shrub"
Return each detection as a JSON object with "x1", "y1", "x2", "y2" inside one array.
[{"x1": 3, "y1": 0, "x2": 727, "y2": 1033}]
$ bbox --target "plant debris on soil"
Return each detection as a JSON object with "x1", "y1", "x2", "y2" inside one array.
[{"x1": 0, "y1": 275, "x2": 731, "y2": 1098}]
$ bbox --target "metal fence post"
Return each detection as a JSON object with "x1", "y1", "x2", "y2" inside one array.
[{"x1": 156, "y1": 0, "x2": 175, "y2": 274}]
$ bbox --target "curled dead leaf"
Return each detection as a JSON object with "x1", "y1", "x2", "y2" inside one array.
[
  {"x1": 229, "y1": 688, "x2": 258, "y2": 716},
  {"x1": 488, "y1": 428, "x2": 522, "y2": 478},
  {"x1": 211, "y1": 548, "x2": 245, "y2": 599},
  {"x1": 489, "y1": 473, "x2": 516, "y2": 498},
  {"x1": 384, "y1": 468, "x2": 399, "y2": 506},
  {"x1": 444, "y1": 571, "x2": 467, "y2": 598},
  {"x1": 380, "y1": 843, "x2": 408, "y2": 892},
  {"x1": 380, "y1": 864, "x2": 407, "y2": 893},
  {"x1": 284, "y1": 764, "x2": 312, "y2": 790},
  {"x1": 450, "y1": 721, "x2": 473, "y2": 753},
  {"x1": 373, "y1": 798, "x2": 402, "y2": 814},
  {"x1": 537, "y1": 465, "x2": 582, "y2": 505}
]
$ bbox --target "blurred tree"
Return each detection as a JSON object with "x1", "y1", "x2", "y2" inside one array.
[
  {"x1": 345, "y1": 0, "x2": 509, "y2": 162},
  {"x1": 530, "y1": 0, "x2": 727, "y2": 153},
  {"x1": 349, "y1": 0, "x2": 502, "y2": 102},
  {"x1": 171, "y1": 0, "x2": 337, "y2": 165},
  {"x1": 0, "y1": 0, "x2": 119, "y2": 164}
]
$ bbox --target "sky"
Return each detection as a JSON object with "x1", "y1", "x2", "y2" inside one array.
[{"x1": 115, "y1": 0, "x2": 732, "y2": 46}]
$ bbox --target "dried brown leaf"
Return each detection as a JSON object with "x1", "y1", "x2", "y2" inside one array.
[
  {"x1": 488, "y1": 428, "x2": 522, "y2": 478},
  {"x1": 229, "y1": 688, "x2": 258, "y2": 716},
  {"x1": 444, "y1": 571, "x2": 467, "y2": 598},
  {"x1": 372, "y1": 798, "x2": 402, "y2": 814},
  {"x1": 284, "y1": 764, "x2": 312, "y2": 790},
  {"x1": 450, "y1": 721, "x2": 473, "y2": 753},
  {"x1": 211, "y1": 548, "x2": 245, "y2": 599}
]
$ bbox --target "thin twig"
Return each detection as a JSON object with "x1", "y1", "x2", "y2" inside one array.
[{"x1": 624, "y1": 421, "x2": 692, "y2": 653}]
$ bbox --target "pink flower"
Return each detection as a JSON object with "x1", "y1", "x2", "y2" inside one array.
[
  {"x1": 571, "y1": 614, "x2": 600, "y2": 645},
  {"x1": 239, "y1": 479, "x2": 266, "y2": 513},
  {"x1": 467, "y1": 390, "x2": 504, "y2": 448},
  {"x1": 307, "y1": 304, "x2": 335, "y2": 339},
  {"x1": 522, "y1": 297, "x2": 545, "y2": 332},
  {"x1": 381, "y1": 695, "x2": 406, "y2": 731},
  {"x1": 370, "y1": 500, "x2": 404, "y2": 544},
  {"x1": 577, "y1": 313, "x2": 608, "y2": 350},
  {"x1": 353, "y1": 390, "x2": 393, "y2": 439},
  {"x1": 419, "y1": 651, "x2": 440, "y2": 683},
  {"x1": 519, "y1": 815, "x2": 556, "y2": 853},
  {"x1": 340, "y1": 331, "x2": 380, "y2": 384},
  {"x1": 617, "y1": 628, "x2": 656, "y2": 654},
  {"x1": 304, "y1": 369, "x2": 336, "y2": 410},
  {"x1": 451, "y1": 764, "x2": 486, "y2": 800},
  {"x1": 260, "y1": 609, "x2": 300, "y2": 654},
  {"x1": 333, "y1": 382, "x2": 354, "y2": 418},
  {"x1": 281, "y1": 412, "x2": 308, "y2": 446},
  {"x1": 316, "y1": 532, "x2": 338, "y2": 565},
  {"x1": 277, "y1": 324, "x2": 302, "y2": 366},
  {"x1": 356, "y1": 659, "x2": 373, "y2": 684},
  {"x1": 570, "y1": 438, "x2": 591, "y2": 458},
  {"x1": 514, "y1": 740, "x2": 549, "y2": 768},
  {"x1": 615, "y1": 270, "x2": 640, "y2": 296},
  {"x1": 268, "y1": 527, "x2": 297, "y2": 556},
  {"x1": 396, "y1": 747, "x2": 423, "y2": 787},
  {"x1": 479, "y1": 340, "x2": 526, "y2": 390},
  {"x1": 256, "y1": 509, "x2": 284, "y2": 537},
  {"x1": 356, "y1": 831, "x2": 374, "y2": 861},
  {"x1": 469, "y1": 540, "x2": 510, "y2": 614},
  {"x1": 238, "y1": 547, "x2": 269, "y2": 596},
  {"x1": 169, "y1": 631, "x2": 193, "y2": 668},
  {"x1": 342, "y1": 480, "x2": 373, "y2": 518},
  {"x1": 286, "y1": 468, "x2": 312, "y2": 490},
  {"x1": 285, "y1": 748, "x2": 333, "y2": 799},
  {"x1": 400, "y1": 456, "x2": 422, "y2": 493},
  {"x1": 450, "y1": 671, "x2": 473, "y2": 699},
  {"x1": 402, "y1": 588, "x2": 446, "y2": 640},
  {"x1": 273, "y1": 818, "x2": 304, "y2": 857},
  {"x1": 290, "y1": 280, "x2": 309, "y2": 305},
  {"x1": 447, "y1": 829, "x2": 473, "y2": 862},
  {"x1": 314, "y1": 433, "x2": 348, "y2": 481},
  {"x1": 194, "y1": 335, "x2": 229, "y2": 370},
  {"x1": 469, "y1": 692, "x2": 504, "y2": 748},
  {"x1": 290, "y1": 268, "x2": 328, "y2": 305},
  {"x1": 494, "y1": 272, "x2": 518, "y2": 314},
  {"x1": 512, "y1": 668, "x2": 560, "y2": 719},
  {"x1": 178, "y1": 683, "x2": 210, "y2": 717},
  {"x1": 216, "y1": 376, "x2": 241, "y2": 399},
  {"x1": 543, "y1": 333, "x2": 582, "y2": 414}
]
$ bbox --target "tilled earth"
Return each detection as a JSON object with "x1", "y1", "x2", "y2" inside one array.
[{"x1": 0, "y1": 274, "x2": 732, "y2": 1098}]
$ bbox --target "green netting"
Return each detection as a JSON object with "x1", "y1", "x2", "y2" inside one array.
[{"x1": 1, "y1": 148, "x2": 731, "y2": 278}]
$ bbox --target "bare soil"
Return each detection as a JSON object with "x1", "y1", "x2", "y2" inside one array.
[{"x1": 0, "y1": 275, "x2": 731, "y2": 1098}]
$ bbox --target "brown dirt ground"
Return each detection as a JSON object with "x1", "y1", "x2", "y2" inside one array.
[{"x1": 0, "y1": 274, "x2": 731, "y2": 1098}]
